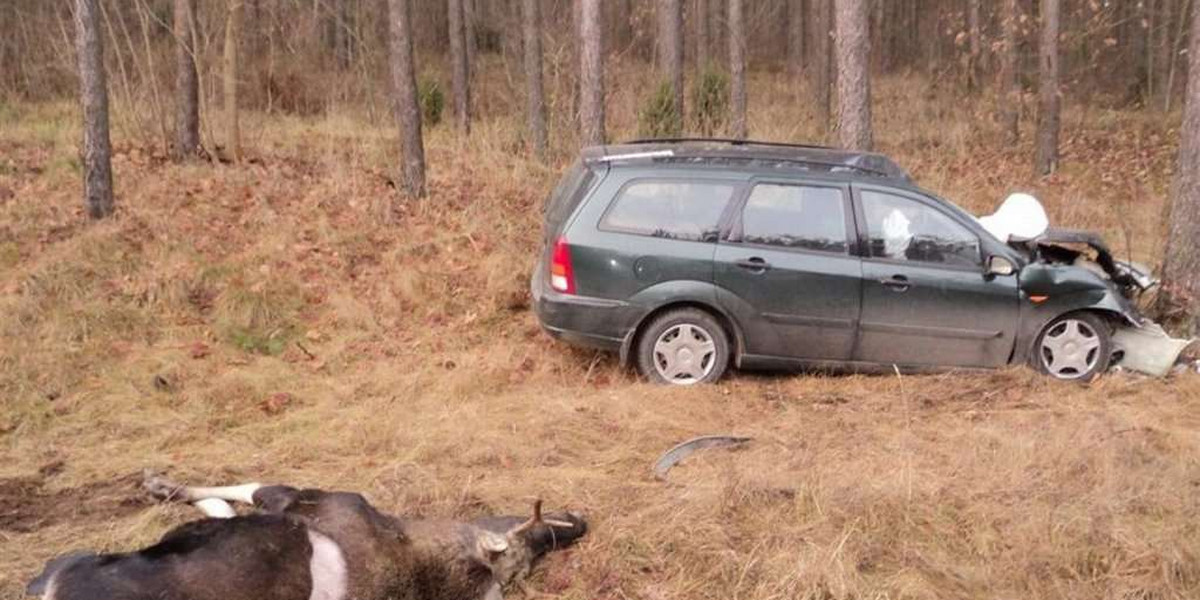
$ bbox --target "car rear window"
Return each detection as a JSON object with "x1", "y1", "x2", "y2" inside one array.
[
  {"x1": 543, "y1": 160, "x2": 596, "y2": 238},
  {"x1": 600, "y1": 180, "x2": 735, "y2": 242},
  {"x1": 740, "y1": 184, "x2": 847, "y2": 253}
]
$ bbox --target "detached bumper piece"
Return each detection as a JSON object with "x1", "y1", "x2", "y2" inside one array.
[{"x1": 1112, "y1": 322, "x2": 1195, "y2": 377}]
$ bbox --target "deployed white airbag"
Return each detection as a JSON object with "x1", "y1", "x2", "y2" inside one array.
[
  {"x1": 978, "y1": 193, "x2": 1050, "y2": 242},
  {"x1": 881, "y1": 208, "x2": 912, "y2": 258}
]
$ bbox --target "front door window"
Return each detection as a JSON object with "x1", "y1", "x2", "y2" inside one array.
[{"x1": 861, "y1": 190, "x2": 981, "y2": 269}]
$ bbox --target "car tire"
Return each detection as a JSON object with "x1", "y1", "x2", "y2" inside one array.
[
  {"x1": 1032, "y1": 311, "x2": 1113, "y2": 382},
  {"x1": 636, "y1": 308, "x2": 730, "y2": 385}
]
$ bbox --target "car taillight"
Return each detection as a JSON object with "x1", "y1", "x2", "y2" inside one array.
[{"x1": 549, "y1": 236, "x2": 576, "y2": 294}]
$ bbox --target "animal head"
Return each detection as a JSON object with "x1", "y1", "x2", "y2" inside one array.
[{"x1": 469, "y1": 499, "x2": 588, "y2": 586}]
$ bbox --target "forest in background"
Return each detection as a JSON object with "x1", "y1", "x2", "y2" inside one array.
[{"x1": 3, "y1": 0, "x2": 1196, "y2": 151}]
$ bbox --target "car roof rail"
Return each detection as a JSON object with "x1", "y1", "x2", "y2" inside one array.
[
  {"x1": 595, "y1": 149, "x2": 676, "y2": 162},
  {"x1": 661, "y1": 152, "x2": 894, "y2": 178},
  {"x1": 623, "y1": 137, "x2": 833, "y2": 151}
]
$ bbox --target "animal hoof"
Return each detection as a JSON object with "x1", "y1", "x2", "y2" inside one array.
[{"x1": 142, "y1": 470, "x2": 185, "y2": 501}]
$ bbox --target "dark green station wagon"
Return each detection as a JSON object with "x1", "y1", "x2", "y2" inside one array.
[{"x1": 532, "y1": 140, "x2": 1154, "y2": 384}]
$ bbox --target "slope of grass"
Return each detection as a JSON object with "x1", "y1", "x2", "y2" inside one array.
[{"x1": 1, "y1": 75, "x2": 1197, "y2": 600}]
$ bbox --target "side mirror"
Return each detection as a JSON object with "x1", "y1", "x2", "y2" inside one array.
[{"x1": 986, "y1": 255, "x2": 1016, "y2": 277}]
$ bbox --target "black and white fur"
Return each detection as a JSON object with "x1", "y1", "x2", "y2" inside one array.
[{"x1": 26, "y1": 475, "x2": 587, "y2": 600}]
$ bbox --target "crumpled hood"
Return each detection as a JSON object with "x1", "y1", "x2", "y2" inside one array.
[{"x1": 1033, "y1": 227, "x2": 1158, "y2": 292}]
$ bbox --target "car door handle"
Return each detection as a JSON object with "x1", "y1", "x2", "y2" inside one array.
[
  {"x1": 734, "y1": 257, "x2": 771, "y2": 272},
  {"x1": 880, "y1": 275, "x2": 911, "y2": 292}
]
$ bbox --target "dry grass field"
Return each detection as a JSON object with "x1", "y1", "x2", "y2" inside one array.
[{"x1": 2, "y1": 72, "x2": 1199, "y2": 600}]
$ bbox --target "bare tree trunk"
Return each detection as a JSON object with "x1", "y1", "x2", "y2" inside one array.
[
  {"x1": 333, "y1": 0, "x2": 351, "y2": 69},
  {"x1": 463, "y1": 0, "x2": 478, "y2": 77},
  {"x1": 173, "y1": 0, "x2": 200, "y2": 160},
  {"x1": 657, "y1": 0, "x2": 685, "y2": 129},
  {"x1": 1149, "y1": 0, "x2": 1161, "y2": 102},
  {"x1": 1160, "y1": 0, "x2": 1200, "y2": 335},
  {"x1": 810, "y1": 0, "x2": 832, "y2": 128},
  {"x1": 834, "y1": 0, "x2": 871, "y2": 150},
  {"x1": 579, "y1": 0, "x2": 606, "y2": 146},
  {"x1": 388, "y1": 0, "x2": 426, "y2": 198},
  {"x1": 73, "y1": 0, "x2": 114, "y2": 219},
  {"x1": 1165, "y1": 0, "x2": 1193, "y2": 111},
  {"x1": 694, "y1": 0, "x2": 710, "y2": 71},
  {"x1": 1122, "y1": 0, "x2": 1150, "y2": 104},
  {"x1": 966, "y1": 0, "x2": 982, "y2": 93},
  {"x1": 448, "y1": 0, "x2": 470, "y2": 134},
  {"x1": 1035, "y1": 0, "x2": 1060, "y2": 176},
  {"x1": 728, "y1": 0, "x2": 746, "y2": 139},
  {"x1": 1154, "y1": 0, "x2": 1175, "y2": 106},
  {"x1": 999, "y1": 0, "x2": 1020, "y2": 141},
  {"x1": 523, "y1": 0, "x2": 548, "y2": 159},
  {"x1": 787, "y1": 0, "x2": 804, "y2": 75},
  {"x1": 223, "y1": 0, "x2": 243, "y2": 161},
  {"x1": 709, "y1": 0, "x2": 725, "y2": 62}
]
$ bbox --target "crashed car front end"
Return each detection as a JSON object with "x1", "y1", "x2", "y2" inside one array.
[
  {"x1": 974, "y1": 193, "x2": 1192, "y2": 377},
  {"x1": 1015, "y1": 227, "x2": 1192, "y2": 376}
]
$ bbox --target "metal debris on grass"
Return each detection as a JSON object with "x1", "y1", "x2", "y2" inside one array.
[{"x1": 653, "y1": 435, "x2": 753, "y2": 481}]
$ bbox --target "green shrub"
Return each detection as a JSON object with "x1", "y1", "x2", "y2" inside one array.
[
  {"x1": 419, "y1": 80, "x2": 445, "y2": 127},
  {"x1": 691, "y1": 69, "x2": 729, "y2": 136},
  {"x1": 638, "y1": 80, "x2": 683, "y2": 139}
]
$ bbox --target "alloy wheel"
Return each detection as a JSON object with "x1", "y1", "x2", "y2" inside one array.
[
  {"x1": 652, "y1": 323, "x2": 717, "y2": 385},
  {"x1": 1039, "y1": 318, "x2": 1102, "y2": 380}
]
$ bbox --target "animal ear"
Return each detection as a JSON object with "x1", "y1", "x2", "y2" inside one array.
[{"x1": 477, "y1": 531, "x2": 508, "y2": 555}]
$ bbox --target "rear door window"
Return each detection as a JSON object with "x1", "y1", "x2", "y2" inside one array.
[
  {"x1": 739, "y1": 184, "x2": 847, "y2": 253},
  {"x1": 600, "y1": 180, "x2": 736, "y2": 242}
]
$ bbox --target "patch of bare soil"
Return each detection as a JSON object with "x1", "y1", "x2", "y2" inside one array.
[{"x1": 0, "y1": 466, "x2": 151, "y2": 533}]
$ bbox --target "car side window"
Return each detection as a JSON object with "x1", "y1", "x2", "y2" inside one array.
[
  {"x1": 861, "y1": 190, "x2": 981, "y2": 268},
  {"x1": 600, "y1": 181, "x2": 736, "y2": 242},
  {"x1": 740, "y1": 184, "x2": 846, "y2": 253}
]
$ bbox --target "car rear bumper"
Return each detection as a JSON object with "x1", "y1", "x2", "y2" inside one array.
[{"x1": 531, "y1": 270, "x2": 629, "y2": 352}]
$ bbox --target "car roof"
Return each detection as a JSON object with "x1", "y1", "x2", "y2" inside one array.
[{"x1": 581, "y1": 138, "x2": 912, "y2": 183}]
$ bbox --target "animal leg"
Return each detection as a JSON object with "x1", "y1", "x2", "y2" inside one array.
[
  {"x1": 194, "y1": 498, "x2": 237, "y2": 518},
  {"x1": 483, "y1": 583, "x2": 504, "y2": 600},
  {"x1": 143, "y1": 471, "x2": 263, "y2": 506}
]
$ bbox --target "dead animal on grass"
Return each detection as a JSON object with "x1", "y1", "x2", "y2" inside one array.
[{"x1": 26, "y1": 472, "x2": 587, "y2": 600}]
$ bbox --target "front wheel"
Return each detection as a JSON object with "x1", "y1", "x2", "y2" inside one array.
[
  {"x1": 1033, "y1": 312, "x2": 1113, "y2": 382},
  {"x1": 636, "y1": 309, "x2": 730, "y2": 385}
]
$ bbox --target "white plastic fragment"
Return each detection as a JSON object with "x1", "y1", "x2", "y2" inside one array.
[{"x1": 1112, "y1": 322, "x2": 1195, "y2": 377}]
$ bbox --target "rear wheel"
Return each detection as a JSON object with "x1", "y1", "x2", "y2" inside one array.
[
  {"x1": 636, "y1": 308, "x2": 730, "y2": 385},
  {"x1": 1033, "y1": 312, "x2": 1113, "y2": 382}
]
